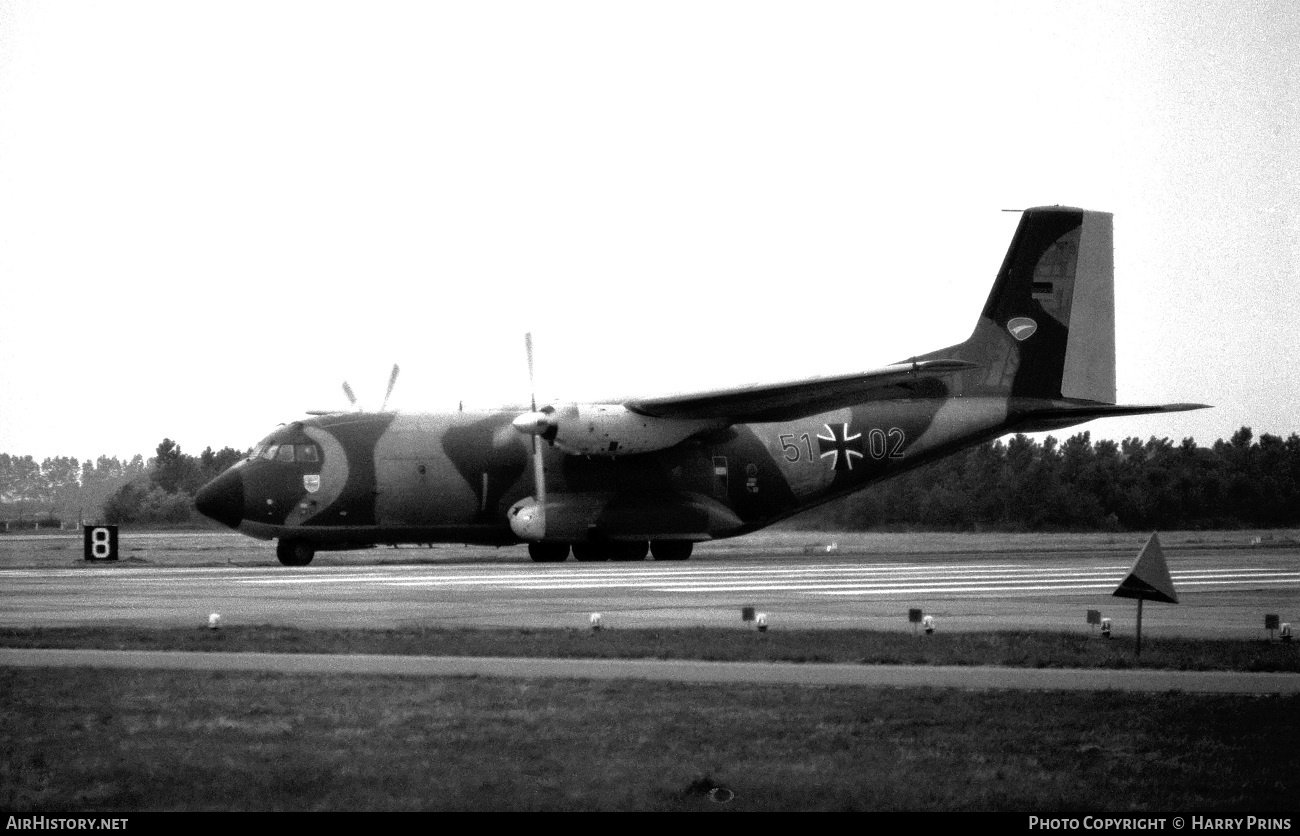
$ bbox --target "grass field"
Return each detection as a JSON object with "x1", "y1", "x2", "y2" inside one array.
[
  {"x1": 4, "y1": 530, "x2": 1297, "y2": 811},
  {"x1": 4, "y1": 626, "x2": 1299, "y2": 811},
  {"x1": 3, "y1": 666, "x2": 1297, "y2": 812}
]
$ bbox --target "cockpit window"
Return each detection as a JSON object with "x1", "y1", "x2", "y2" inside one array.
[{"x1": 254, "y1": 438, "x2": 320, "y2": 464}]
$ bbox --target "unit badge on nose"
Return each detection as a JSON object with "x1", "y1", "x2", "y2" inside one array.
[{"x1": 303, "y1": 475, "x2": 321, "y2": 494}]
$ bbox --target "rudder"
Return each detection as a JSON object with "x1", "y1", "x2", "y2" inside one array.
[{"x1": 947, "y1": 206, "x2": 1116, "y2": 403}]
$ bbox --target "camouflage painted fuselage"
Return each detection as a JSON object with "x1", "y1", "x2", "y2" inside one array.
[
  {"x1": 202, "y1": 394, "x2": 1090, "y2": 549},
  {"x1": 195, "y1": 206, "x2": 1204, "y2": 560}
]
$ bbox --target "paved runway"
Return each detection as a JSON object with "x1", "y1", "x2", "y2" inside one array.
[{"x1": 2, "y1": 531, "x2": 1297, "y2": 639}]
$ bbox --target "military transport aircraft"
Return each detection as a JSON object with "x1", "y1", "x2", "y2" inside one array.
[{"x1": 195, "y1": 207, "x2": 1207, "y2": 565}]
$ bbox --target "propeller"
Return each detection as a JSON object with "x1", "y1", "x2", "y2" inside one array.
[
  {"x1": 506, "y1": 332, "x2": 549, "y2": 540},
  {"x1": 511, "y1": 334, "x2": 559, "y2": 442},
  {"x1": 340, "y1": 364, "x2": 400, "y2": 412}
]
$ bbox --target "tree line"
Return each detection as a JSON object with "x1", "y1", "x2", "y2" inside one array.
[
  {"x1": 3, "y1": 427, "x2": 1298, "y2": 531},
  {"x1": 798, "y1": 427, "x2": 1300, "y2": 531},
  {"x1": 0, "y1": 441, "x2": 245, "y2": 527}
]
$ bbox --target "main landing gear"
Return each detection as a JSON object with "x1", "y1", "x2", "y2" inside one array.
[
  {"x1": 527, "y1": 540, "x2": 692, "y2": 563},
  {"x1": 276, "y1": 538, "x2": 316, "y2": 566}
]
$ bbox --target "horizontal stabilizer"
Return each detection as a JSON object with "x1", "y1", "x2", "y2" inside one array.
[
  {"x1": 1014, "y1": 401, "x2": 1211, "y2": 433},
  {"x1": 625, "y1": 359, "x2": 978, "y2": 424}
]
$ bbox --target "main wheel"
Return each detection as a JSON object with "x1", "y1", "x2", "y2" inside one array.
[
  {"x1": 276, "y1": 539, "x2": 315, "y2": 566},
  {"x1": 650, "y1": 540, "x2": 692, "y2": 561},
  {"x1": 528, "y1": 542, "x2": 570, "y2": 563},
  {"x1": 571, "y1": 543, "x2": 609, "y2": 562},
  {"x1": 609, "y1": 541, "x2": 649, "y2": 561}
]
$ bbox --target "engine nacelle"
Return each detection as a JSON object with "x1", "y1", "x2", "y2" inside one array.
[
  {"x1": 516, "y1": 404, "x2": 724, "y2": 456},
  {"x1": 508, "y1": 491, "x2": 745, "y2": 542},
  {"x1": 507, "y1": 497, "x2": 545, "y2": 540}
]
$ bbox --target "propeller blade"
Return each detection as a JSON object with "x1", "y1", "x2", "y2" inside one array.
[
  {"x1": 525, "y1": 332, "x2": 536, "y2": 411},
  {"x1": 342, "y1": 381, "x2": 358, "y2": 409},
  {"x1": 533, "y1": 434, "x2": 546, "y2": 505},
  {"x1": 380, "y1": 364, "x2": 400, "y2": 412},
  {"x1": 522, "y1": 332, "x2": 545, "y2": 509}
]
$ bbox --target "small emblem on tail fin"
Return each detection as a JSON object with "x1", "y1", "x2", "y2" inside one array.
[{"x1": 1007, "y1": 317, "x2": 1038, "y2": 341}]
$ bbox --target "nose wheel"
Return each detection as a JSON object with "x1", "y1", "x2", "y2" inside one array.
[
  {"x1": 528, "y1": 542, "x2": 570, "y2": 563},
  {"x1": 276, "y1": 539, "x2": 316, "y2": 566}
]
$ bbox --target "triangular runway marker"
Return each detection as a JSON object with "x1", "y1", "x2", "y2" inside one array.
[
  {"x1": 1113, "y1": 532, "x2": 1179, "y2": 604},
  {"x1": 1112, "y1": 532, "x2": 1179, "y2": 657}
]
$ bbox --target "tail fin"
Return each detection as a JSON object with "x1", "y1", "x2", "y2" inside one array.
[{"x1": 947, "y1": 206, "x2": 1116, "y2": 402}]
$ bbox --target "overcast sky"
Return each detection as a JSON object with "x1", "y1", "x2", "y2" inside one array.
[{"x1": 1, "y1": 1, "x2": 1296, "y2": 463}]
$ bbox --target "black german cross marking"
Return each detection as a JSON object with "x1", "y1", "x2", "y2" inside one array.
[{"x1": 817, "y1": 423, "x2": 863, "y2": 472}]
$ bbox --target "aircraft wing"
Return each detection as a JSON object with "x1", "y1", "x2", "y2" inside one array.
[{"x1": 624, "y1": 359, "x2": 978, "y2": 423}]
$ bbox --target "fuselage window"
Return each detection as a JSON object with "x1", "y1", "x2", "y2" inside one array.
[
  {"x1": 276, "y1": 444, "x2": 296, "y2": 463},
  {"x1": 297, "y1": 445, "x2": 320, "y2": 463}
]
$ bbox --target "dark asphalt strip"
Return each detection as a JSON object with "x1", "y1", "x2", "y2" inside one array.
[{"x1": 3, "y1": 648, "x2": 1299, "y2": 693}]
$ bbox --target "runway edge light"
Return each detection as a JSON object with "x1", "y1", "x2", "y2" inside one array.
[
  {"x1": 756, "y1": 613, "x2": 768, "y2": 632},
  {"x1": 589, "y1": 613, "x2": 602, "y2": 631},
  {"x1": 208, "y1": 613, "x2": 221, "y2": 630}
]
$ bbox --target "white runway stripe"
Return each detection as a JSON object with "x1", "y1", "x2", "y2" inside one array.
[{"x1": 223, "y1": 562, "x2": 1300, "y2": 597}]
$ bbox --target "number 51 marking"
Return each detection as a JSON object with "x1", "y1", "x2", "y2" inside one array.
[{"x1": 780, "y1": 432, "x2": 814, "y2": 462}]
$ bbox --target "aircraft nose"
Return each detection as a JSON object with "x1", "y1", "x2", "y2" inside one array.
[{"x1": 195, "y1": 469, "x2": 244, "y2": 529}]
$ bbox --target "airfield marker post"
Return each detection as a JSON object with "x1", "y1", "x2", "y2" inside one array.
[
  {"x1": 1135, "y1": 595, "x2": 1144, "y2": 657},
  {"x1": 1265, "y1": 614, "x2": 1279, "y2": 641}
]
